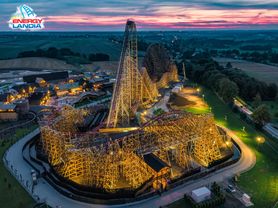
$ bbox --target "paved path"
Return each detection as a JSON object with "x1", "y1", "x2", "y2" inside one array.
[
  {"x1": 3, "y1": 127, "x2": 256, "y2": 208},
  {"x1": 263, "y1": 123, "x2": 278, "y2": 140}
]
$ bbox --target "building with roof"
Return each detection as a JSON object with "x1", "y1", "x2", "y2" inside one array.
[
  {"x1": 28, "y1": 91, "x2": 50, "y2": 106},
  {"x1": 0, "y1": 93, "x2": 12, "y2": 103},
  {"x1": 191, "y1": 187, "x2": 211, "y2": 203},
  {"x1": 0, "y1": 103, "x2": 18, "y2": 121},
  {"x1": 55, "y1": 82, "x2": 83, "y2": 97},
  {"x1": 143, "y1": 153, "x2": 170, "y2": 190}
]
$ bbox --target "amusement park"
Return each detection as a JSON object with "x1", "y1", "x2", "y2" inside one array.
[{"x1": 1, "y1": 20, "x2": 259, "y2": 208}]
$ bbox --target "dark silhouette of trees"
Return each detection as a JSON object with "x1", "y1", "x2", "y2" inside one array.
[
  {"x1": 218, "y1": 78, "x2": 239, "y2": 103},
  {"x1": 226, "y1": 62, "x2": 232, "y2": 69},
  {"x1": 252, "y1": 104, "x2": 271, "y2": 126},
  {"x1": 185, "y1": 57, "x2": 277, "y2": 102},
  {"x1": 253, "y1": 93, "x2": 262, "y2": 108},
  {"x1": 17, "y1": 47, "x2": 110, "y2": 63},
  {"x1": 88, "y1": 53, "x2": 110, "y2": 61}
]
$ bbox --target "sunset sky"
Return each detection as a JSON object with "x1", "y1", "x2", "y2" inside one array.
[{"x1": 1, "y1": 0, "x2": 278, "y2": 31}]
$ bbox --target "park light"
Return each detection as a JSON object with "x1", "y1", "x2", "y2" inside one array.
[
  {"x1": 256, "y1": 137, "x2": 265, "y2": 144},
  {"x1": 242, "y1": 126, "x2": 246, "y2": 132},
  {"x1": 196, "y1": 88, "x2": 201, "y2": 93}
]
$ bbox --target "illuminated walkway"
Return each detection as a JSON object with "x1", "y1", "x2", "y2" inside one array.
[{"x1": 4, "y1": 127, "x2": 255, "y2": 208}]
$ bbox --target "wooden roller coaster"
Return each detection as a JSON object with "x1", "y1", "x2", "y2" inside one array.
[
  {"x1": 39, "y1": 20, "x2": 231, "y2": 193},
  {"x1": 40, "y1": 107, "x2": 230, "y2": 192}
]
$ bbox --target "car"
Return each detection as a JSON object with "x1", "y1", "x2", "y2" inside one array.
[
  {"x1": 31, "y1": 169, "x2": 36, "y2": 176},
  {"x1": 31, "y1": 170, "x2": 38, "y2": 185},
  {"x1": 228, "y1": 184, "x2": 236, "y2": 193},
  {"x1": 225, "y1": 188, "x2": 232, "y2": 193}
]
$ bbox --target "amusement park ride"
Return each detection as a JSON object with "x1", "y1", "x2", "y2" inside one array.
[{"x1": 39, "y1": 20, "x2": 232, "y2": 195}]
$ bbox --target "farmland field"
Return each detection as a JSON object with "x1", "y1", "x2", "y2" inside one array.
[
  {"x1": 0, "y1": 57, "x2": 78, "y2": 71},
  {"x1": 82, "y1": 57, "x2": 145, "y2": 74},
  {"x1": 0, "y1": 34, "x2": 121, "y2": 61},
  {"x1": 214, "y1": 57, "x2": 278, "y2": 85},
  {"x1": 83, "y1": 61, "x2": 119, "y2": 74}
]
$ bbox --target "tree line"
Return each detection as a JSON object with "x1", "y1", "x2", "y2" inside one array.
[
  {"x1": 17, "y1": 47, "x2": 110, "y2": 63},
  {"x1": 185, "y1": 57, "x2": 277, "y2": 103},
  {"x1": 217, "y1": 49, "x2": 278, "y2": 64}
]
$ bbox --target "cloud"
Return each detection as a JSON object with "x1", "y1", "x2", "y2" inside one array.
[{"x1": 0, "y1": 0, "x2": 277, "y2": 30}]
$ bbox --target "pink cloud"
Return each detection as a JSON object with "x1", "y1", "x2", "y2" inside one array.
[{"x1": 43, "y1": 8, "x2": 278, "y2": 29}]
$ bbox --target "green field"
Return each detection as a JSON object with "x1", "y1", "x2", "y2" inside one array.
[
  {"x1": 0, "y1": 36, "x2": 121, "y2": 61},
  {"x1": 184, "y1": 106, "x2": 210, "y2": 114},
  {"x1": 214, "y1": 58, "x2": 278, "y2": 85},
  {"x1": 205, "y1": 88, "x2": 278, "y2": 208},
  {"x1": 167, "y1": 88, "x2": 278, "y2": 208},
  {"x1": 0, "y1": 127, "x2": 36, "y2": 208}
]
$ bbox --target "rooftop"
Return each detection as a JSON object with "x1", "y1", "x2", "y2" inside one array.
[
  {"x1": 0, "y1": 103, "x2": 16, "y2": 110},
  {"x1": 57, "y1": 83, "x2": 80, "y2": 91},
  {"x1": 192, "y1": 187, "x2": 211, "y2": 197},
  {"x1": 143, "y1": 153, "x2": 169, "y2": 172}
]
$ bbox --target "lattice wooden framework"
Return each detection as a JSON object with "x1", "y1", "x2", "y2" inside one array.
[
  {"x1": 107, "y1": 20, "x2": 156, "y2": 128},
  {"x1": 106, "y1": 20, "x2": 178, "y2": 128},
  {"x1": 156, "y1": 64, "x2": 179, "y2": 89},
  {"x1": 40, "y1": 108, "x2": 230, "y2": 192},
  {"x1": 39, "y1": 20, "x2": 229, "y2": 193}
]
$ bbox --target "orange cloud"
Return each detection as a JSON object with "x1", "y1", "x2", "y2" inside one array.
[{"x1": 43, "y1": 8, "x2": 278, "y2": 29}]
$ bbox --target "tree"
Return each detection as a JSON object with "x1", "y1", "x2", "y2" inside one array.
[
  {"x1": 89, "y1": 53, "x2": 110, "y2": 61},
  {"x1": 218, "y1": 78, "x2": 239, "y2": 103},
  {"x1": 226, "y1": 62, "x2": 232, "y2": 69},
  {"x1": 46, "y1": 47, "x2": 59, "y2": 58},
  {"x1": 267, "y1": 83, "x2": 277, "y2": 100},
  {"x1": 253, "y1": 93, "x2": 262, "y2": 108},
  {"x1": 252, "y1": 104, "x2": 271, "y2": 126},
  {"x1": 207, "y1": 73, "x2": 226, "y2": 91}
]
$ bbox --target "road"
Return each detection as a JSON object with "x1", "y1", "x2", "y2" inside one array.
[
  {"x1": 3, "y1": 126, "x2": 256, "y2": 208},
  {"x1": 263, "y1": 123, "x2": 278, "y2": 140}
]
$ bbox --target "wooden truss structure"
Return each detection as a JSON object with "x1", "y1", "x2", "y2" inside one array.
[
  {"x1": 39, "y1": 20, "x2": 230, "y2": 193},
  {"x1": 106, "y1": 20, "x2": 178, "y2": 128},
  {"x1": 40, "y1": 108, "x2": 230, "y2": 192}
]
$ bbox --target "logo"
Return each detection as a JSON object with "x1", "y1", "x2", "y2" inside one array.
[{"x1": 8, "y1": 4, "x2": 44, "y2": 31}]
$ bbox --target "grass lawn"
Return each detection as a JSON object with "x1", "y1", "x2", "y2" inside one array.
[
  {"x1": 167, "y1": 88, "x2": 278, "y2": 208},
  {"x1": 184, "y1": 106, "x2": 210, "y2": 114},
  {"x1": 0, "y1": 126, "x2": 37, "y2": 208},
  {"x1": 203, "y1": 88, "x2": 278, "y2": 208},
  {"x1": 170, "y1": 86, "x2": 210, "y2": 115}
]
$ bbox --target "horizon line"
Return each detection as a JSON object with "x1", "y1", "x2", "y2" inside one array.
[{"x1": 0, "y1": 29, "x2": 278, "y2": 33}]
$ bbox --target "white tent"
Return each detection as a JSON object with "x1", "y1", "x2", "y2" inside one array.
[{"x1": 191, "y1": 187, "x2": 211, "y2": 203}]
